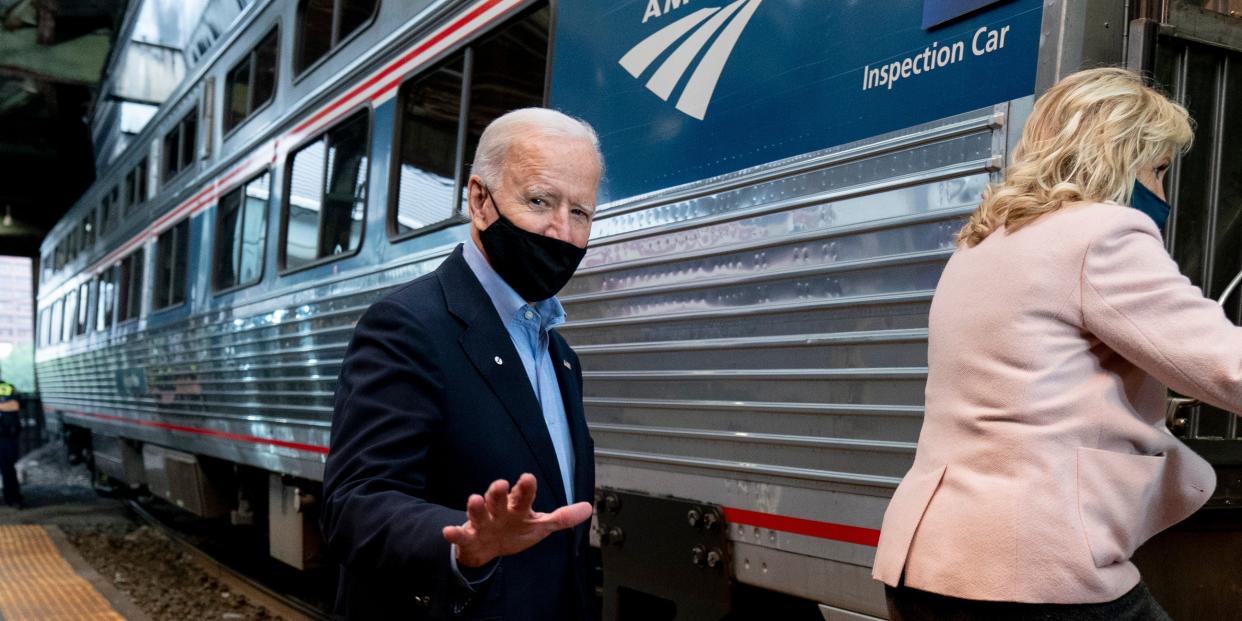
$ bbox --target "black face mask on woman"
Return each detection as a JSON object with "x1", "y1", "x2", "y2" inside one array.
[{"x1": 478, "y1": 186, "x2": 587, "y2": 302}]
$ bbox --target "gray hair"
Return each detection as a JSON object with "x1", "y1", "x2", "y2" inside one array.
[{"x1": 470, "y1": 108, "x2": 602, "y2": 188}]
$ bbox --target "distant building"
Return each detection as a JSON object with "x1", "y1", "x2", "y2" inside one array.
[
  {"x1": 0, "y1": 256, "x2": 34, "y2": 390},
  {"x1": 0, "y1": 257, "x2": 32, "y2": 347}
]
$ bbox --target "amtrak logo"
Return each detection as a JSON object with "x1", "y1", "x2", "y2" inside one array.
[{"x1": 619, "y1": 0, "x2": 764, "y2": 120}]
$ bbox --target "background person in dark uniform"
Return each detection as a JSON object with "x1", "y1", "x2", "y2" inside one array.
[
  {"x1": 321, "y1": 107, "x2": 603, "y2": 620},
  {"x1": 0, "y1": 379, "x2": 22, "y2": 509}
]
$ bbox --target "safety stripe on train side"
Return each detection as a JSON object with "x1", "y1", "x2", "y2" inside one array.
[
  {"x1": 57, "y1": 407, "x2": 882, "y2": 546},
  {"x1": 61, "y1": 409, "x2": 330, "y2": 455},
  {"x1": 723, "y1": 507, "x2": 881, "y2": 547},
  {"x1": 46, "y1": 0, "x2": 522, "y2": 304}
]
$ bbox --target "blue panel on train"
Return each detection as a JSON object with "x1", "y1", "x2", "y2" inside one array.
[
  {"x1": 923, "y1": 0, "x2": 1010, "y2": 29},
  {"x1": 549, "y1": 0, "x2": 1041, "y2": 201}
]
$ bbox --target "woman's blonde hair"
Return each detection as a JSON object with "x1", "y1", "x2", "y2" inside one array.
[{"x1": 957, "y1": 67, "x2": 1194, "y2": 247}]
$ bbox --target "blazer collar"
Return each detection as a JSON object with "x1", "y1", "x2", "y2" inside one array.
[{"x1": 436, "y1": 244, "x2": 572, "y2": 507}]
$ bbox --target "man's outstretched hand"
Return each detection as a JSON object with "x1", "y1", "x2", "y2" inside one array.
[{"x1": 443, "y1": 473, "x2": 594, "y2": 568}]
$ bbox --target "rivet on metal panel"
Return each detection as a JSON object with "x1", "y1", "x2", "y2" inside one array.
[
  {"x1": 702, "y1": 510, "x2": 719, "y2": 530},
  {"x1": 607, "y1": 526, "x2": 625, "y2": 547}
]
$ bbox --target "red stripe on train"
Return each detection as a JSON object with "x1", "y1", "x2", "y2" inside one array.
[
  {"x1": 722, "y1": 507, "x2": 881, "y2": 547},
  {"x1": 63, "y1": 409, "x2": 329, "y2": 455},
  {"x1": 60, "y1": 409, "x2": 879, "y2": 546}
]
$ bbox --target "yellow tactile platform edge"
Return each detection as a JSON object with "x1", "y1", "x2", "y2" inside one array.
[{"x1": 0, "y1": 525, "x2": 126, "y2": 621}]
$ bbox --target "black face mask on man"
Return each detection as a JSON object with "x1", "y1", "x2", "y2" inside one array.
[{"x1": 478, "y1": 186, "x2": 587, "y2": 302}]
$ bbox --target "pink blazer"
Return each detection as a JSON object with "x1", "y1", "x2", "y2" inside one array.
[{"x1": 872, "y1": 202, "x2": 1239, "y2": 603}]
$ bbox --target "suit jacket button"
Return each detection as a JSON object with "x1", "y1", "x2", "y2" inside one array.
[{"x1": 414, "y1": 595, "x2": 431, "y2": 607}]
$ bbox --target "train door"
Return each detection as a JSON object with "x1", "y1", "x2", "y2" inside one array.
[{"x1": 1127, "y1": 3, "x2": 1242, "y2": 619}]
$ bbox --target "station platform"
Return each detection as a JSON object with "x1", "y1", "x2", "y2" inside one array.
[{"x1": 0, "y1": 524, "x2": 144, "y2": 621}]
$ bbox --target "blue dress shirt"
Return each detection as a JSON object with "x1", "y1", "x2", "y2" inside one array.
[
  {"x1": 462, "y1": 239, "x2": 575, "y2": 500},
  {"x1": 450, "y1": 240, "x2": 576, "y2": 587}
]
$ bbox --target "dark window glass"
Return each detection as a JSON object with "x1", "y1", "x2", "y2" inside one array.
[
  {"x1": 461, "y1": 9, "x2": 549, "y2": 193},
  {"x1": 117, "y1": 250, "x2": 144, "y2": 322},
  {"x1": 295, "y1": 0, "x2": 378, "y2": 75},
  {"x1": 181, "y1": 114, "x2": 197, "y2": 173},
  {"x1": 154, "y1": 219, "x2": 190, "y2": 310},
  {"x1": 338, "y1": 0, "x2": 379, "y2": 41},
  {"x1": 388, "y1": 6, "x2": 548, "y2": 239},
  {"x1": 163, "y1": 109, "x2": 198, "y2": 182},
  {"x1": 297, "y1": 0, "x2": 334, "y2": 73},
  {"x1": 121, "y1": 173, "x2": 134, "y2": 215},
  {"x1": 136, "y1": 158, "x2": 148, "y2": 206},
  {"x1": 225, "y1": 56, "x2": 252, "y2": 132},
  {"x1": 283, "y1": 110, "x2": 368, "y2": 270},
  {"x1": 100, "y1": 194, "x2": 114, "y2": 235},
  {"x1": 215, "y1": 172, "x2": 270, "y2": 291},
  {"x1": 322, "y1": 115, "x2": 368, "y2": 257},
  {"x1": 163, "y1": 126, "x2": 180, "y2": 181},
  {"x1": 392, "y1": 58, "x2": 464, "y2": 236},
  {"x1": 226, "y1": 29, "x2": 279, "y2": 134},
  {"x1": 252, "y1": 30, "x2": 278, "y2": 113}
]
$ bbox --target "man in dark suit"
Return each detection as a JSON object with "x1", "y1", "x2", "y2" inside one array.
[{"x1": 322, "y1": 108, "x2": 603, "y2": 620}]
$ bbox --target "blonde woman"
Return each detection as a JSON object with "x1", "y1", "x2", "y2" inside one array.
[{"x1": 872, "y1": 67, "x2": 1241, "y2": 620}]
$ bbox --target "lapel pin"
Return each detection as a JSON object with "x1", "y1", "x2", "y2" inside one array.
[
  {"x1": 563, "y1": 360, "x2": 572, "y2": 370},
  {"x1": 494, "y1": 356, "x2": 504, "y2": 365}
]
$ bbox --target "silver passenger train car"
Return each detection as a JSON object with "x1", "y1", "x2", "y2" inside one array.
[{"x1": 34, "y1": 1, "x2": 1242, "y2": 619}]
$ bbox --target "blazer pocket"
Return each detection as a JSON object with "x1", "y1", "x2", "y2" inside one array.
[{"x1": 1075, "y1": 446, "x2": 1166, "y2": 568}]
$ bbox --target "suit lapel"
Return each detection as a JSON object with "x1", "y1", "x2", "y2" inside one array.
[
  {"x1": 550, "y1": 335, "x2": 591, "y2": 506},
  {"x1": 439, "y1": 246, "x2": 569, "y2": 508}
]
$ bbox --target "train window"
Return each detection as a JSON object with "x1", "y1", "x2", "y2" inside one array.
[
  {"x1": 116, "y1": 250, "x2": 144, "y2": 323},
  {"x1": 100, "y1": 193, "x2": 114, "y2": 236},
  {"x1": 214, "y1": 172, "x2": 270, "y2": 291},
  {"x1": 121, "y1": 174, "x2": 134, "y2": 216},
  {"x1": 162, "y1": 108, "x2": 199, "y2": 183},
  {"x1": 62, "y1": 290, "x2": 77, "y2": 342},
  {"x1": 96, "y1": 271, "x2": 115, "y2": 332},
  {"x1": 50, "y1": 299, "x2": 63, "y2": 344},
  {"x1": 75, "y1": 282, "x2": 91, "y2": 336},
  {"x1": 136, "y1": 158, "x2": 148, "y2": 206},
  {"x1": 282, "y1": 109, "x2": 368, "y2": 271},
  {"x1": 124, "y1": 159, "x2": 147, "y2": 217},
  {"x1": 82, "y1": 214, "x2": 95, "y2": 253},
  {"x1": 225, "y1": 28, "x2": 279, "y2": 135},
  {"x1": 460, "y1": 7, "x2": 549, "y2": 190},
  {"x1": 154, "y1": 219, "x2": 190, "y2": 310},
  {"x1": 38, "y1": 308, "x2": 49, "y2": 346},
  {"x1": 294, "y1": 0, "x2": 379, "y2": 75},
  {"x1": 387, "y1": 6, "x2": 548, "y2": 240},
  {"x1": 390, "y1": 57, "x2": 464, "y2": 236}
]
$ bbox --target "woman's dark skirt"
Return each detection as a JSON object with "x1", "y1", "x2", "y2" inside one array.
[{"x1": 885, "y1": 581, "x2": 1173, "y2": 620}]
